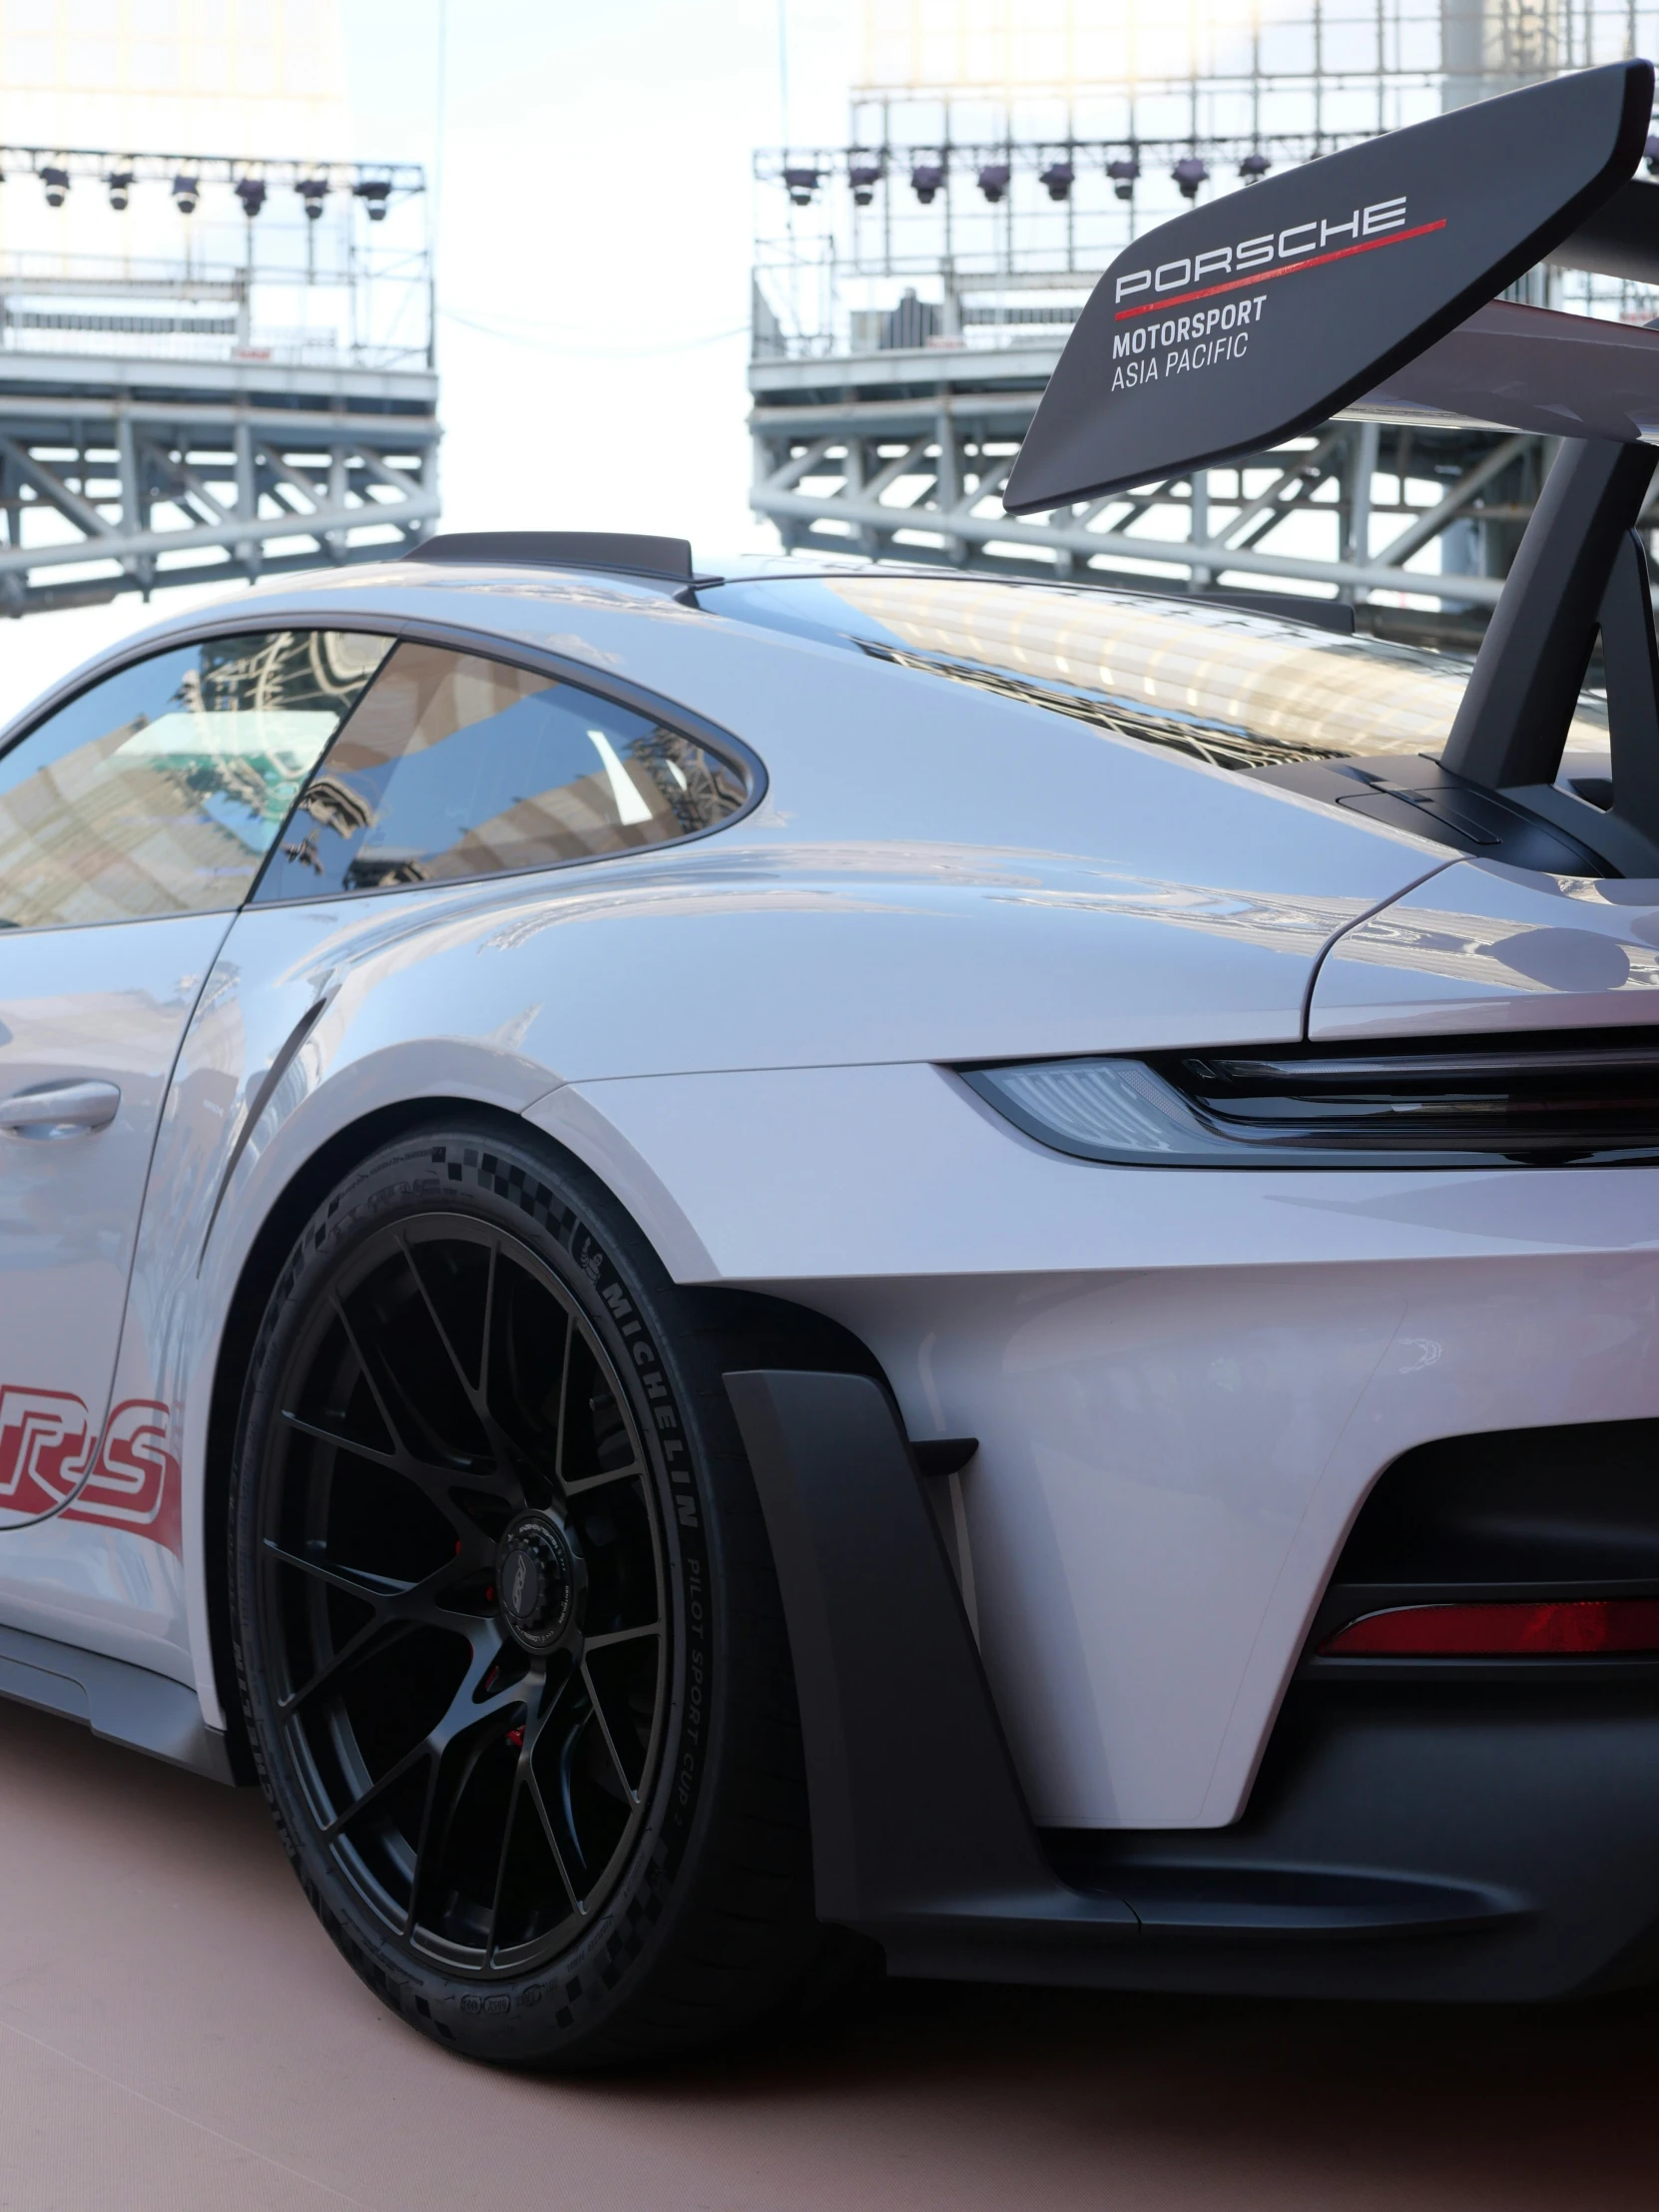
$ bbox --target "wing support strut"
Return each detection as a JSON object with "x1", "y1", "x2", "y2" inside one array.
[
  {"x1": 1442, "y1": 439, "x2": 1656, "y2": 790},
  {"x1": 1436, "y1": 439, "x2": 1659, "y2": 876}
]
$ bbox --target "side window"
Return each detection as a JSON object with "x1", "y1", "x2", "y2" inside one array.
[
  {"x1": 0, "y1": 630, "x2": 390, "y2": 932},
  {"x1": 252, "y1": 642, "x2": 749, "y2": 902}
]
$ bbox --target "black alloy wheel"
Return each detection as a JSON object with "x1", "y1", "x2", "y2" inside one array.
[{"x1": 229, "y1": 1127, "x2": 830, "y2": 2065}]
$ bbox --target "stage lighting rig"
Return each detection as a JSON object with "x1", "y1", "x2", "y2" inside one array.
[
  {"x1": 910, "y1": 161, "x2": 943, "y2": 204},
  {"x1": 172, "y1": 174, "x2": 199, "y2": 215},
  {"x1": 1172, "y1": 155, "x2": 1208, "y2": 198},
  {"x1": 106, "y1": 170, "x2": 133, "y2": 210},
  {"x1": 353, "y1": 178, "x2": 391, "y2": 220},
  {"x1": 1239, "y1": 151, "x2": 1271, "y2": 180},
  {"x1": 39, "y1": 165, "x2": 68, "y2": 208},
  {"x1": 1107, "y1": 156, "x2": 1139, "y2": 201},
  {"x1": 848, "y1": 158, "x2": 882, "y2": 206},
  {"x1": 977, "y1": 162, "x2": 1010, "y2": 203},
  {"x1": 1039, "y1": 159, "x2": 1074, "y2": 201},
  {"x1": 784, "y1": 166, "x2": 820, "y2": 206},
  {"x1": 236, "y1": 176, "x2": 267, "y2": 218},
  {"x1": 296, "y1": 177, "x2": 327, "y2": 221}
]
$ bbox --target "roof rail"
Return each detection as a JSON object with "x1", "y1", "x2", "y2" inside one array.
[{"x1": 403, "y1": 531, "x2": 694, "y2": 582}]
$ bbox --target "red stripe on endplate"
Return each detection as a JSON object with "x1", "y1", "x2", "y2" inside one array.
[
  {"x1": 1114, "y1": 218, "x2": 1448, "y2": 320},
  {"x1": 1321, "y1": 1597, "x2": 1659, "y2": 1657}
]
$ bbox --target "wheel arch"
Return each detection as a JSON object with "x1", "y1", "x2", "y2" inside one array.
[{"x1": 201, "y1": 1095, "x2": 886, "y2": 1779}]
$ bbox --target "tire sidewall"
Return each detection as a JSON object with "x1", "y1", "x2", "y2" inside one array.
[{"x1": 229, "y1": 1128, "x2": 730, "y2": 2062}]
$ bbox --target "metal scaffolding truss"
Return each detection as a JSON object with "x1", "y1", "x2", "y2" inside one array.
[
  {"x1": 748, "y1": 345, "x2": 1577, "y2": 641},
  {"x1": 750, "y1": 6, "x2": 1659, "y2": 628},
  {"x1": 0, "y1": 366, "x2": 439, "y2": 616},
  {"x1": 0, "y1": 132, "x2": 438, "y2": 617}
]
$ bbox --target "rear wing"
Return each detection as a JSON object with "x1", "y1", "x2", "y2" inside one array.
[
  {"x1": 1003, "y1": 62, "x2": 1654, "y2": 511},
  {"x1": 1003, "y1": 62, "x2": 1659, "y2": 879}
]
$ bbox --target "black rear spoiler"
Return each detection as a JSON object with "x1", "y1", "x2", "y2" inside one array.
[
  {"x1": 1004, "y1": 62, "x2": 1659, "y2": 879},
  {"x1": 1004, "y1": 62, "x2": 1655, "y2": 511}
]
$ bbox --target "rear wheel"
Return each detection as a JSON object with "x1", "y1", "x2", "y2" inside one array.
[{"x1": 228, "y1": 1125, "x2": 827, "y2": 2065}]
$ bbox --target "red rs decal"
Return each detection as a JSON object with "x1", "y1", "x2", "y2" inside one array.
[{"x1": 0, "y1": 1387, "x2": 181, "y2": 1554}]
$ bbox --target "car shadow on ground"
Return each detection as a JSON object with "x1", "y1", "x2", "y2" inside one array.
[
  {"x1": 3, "y1": 1692, "x2": 1657, "y2": 2212},
  {"x1": 594, "y1": 1929, "x2": 1659, "y2": 2207}
]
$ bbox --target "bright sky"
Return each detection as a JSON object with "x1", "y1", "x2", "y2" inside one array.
[{"x1": 0, "y1": 0, "x2": 857, "y2": 722}]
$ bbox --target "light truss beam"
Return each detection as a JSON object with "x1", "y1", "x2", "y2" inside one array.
[
  {"x1": 749, "y1": 372, "x2": 1557, "y2": 623},
  {"x1": 0, "y1": 386, "x2": 438, "y2": 616}
]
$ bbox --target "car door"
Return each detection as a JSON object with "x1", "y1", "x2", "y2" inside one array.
[{"x1": 0, "y1": 626, "x2": 389, "y2": 1537}]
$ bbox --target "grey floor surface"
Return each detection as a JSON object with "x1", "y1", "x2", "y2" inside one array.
[{"x1": 0, "y1": 1695, "x2": 1654, "y2": 2210}]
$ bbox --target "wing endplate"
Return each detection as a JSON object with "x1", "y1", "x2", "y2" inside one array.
[{"x1": 1003, "y1": 61, "x2": 1654, "y2": 514}]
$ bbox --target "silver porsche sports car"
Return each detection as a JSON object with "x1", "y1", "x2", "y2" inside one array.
[{"x1": 8, "y1": 64, "x2": 1659, "y2": 2067}]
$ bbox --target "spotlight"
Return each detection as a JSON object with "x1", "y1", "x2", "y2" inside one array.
[
  {"x1": 172, "y1": 174, "x2": 200, "y2": 216},
  {"x1": 783, "y1": 166, "x2": 820, "y2": 206},
  {"x1": 848, "y1": 160, "x2": 882, "y2": 207},
  {"x1": 1039, "y1": 160, "x2": 1074, "y2": 202},
  {"x1": 1647, "y1": 133, "x2": 1659, "y2": 177},
  {"x1": 106, "y1": 170, "x2": 134, "y2": 211},
  {"x1": 910, "y1": 161, "x2": 944, "y2": 205},
  {"x1": 1239, "y1": 151, "x2": 1271, "y2": 182},
  {"x1": 353, "y1": 178, "x2": 392, "y2": 221},
  {"x1": 296, "y1": 177, "x2": 328, "y2": 221},
  {"x1": 1107, "y1": 156, "x2": 1139, "y2": 202},
  {"x1": 977, "y1": 162, "x2": 1010, "y2": 204},
  {"x1": 1172, "y1": 156, "x2": 1208, "y2": 200},
  {"x1": 40, "y1": 166, "x2": 69, "y2": 209},
  {"x1": 236, "y1": 177, "x2": 268, "y2": 219}
]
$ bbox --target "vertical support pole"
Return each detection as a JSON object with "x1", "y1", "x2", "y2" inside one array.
[
  {"x1": 327, "y1": 439, "x2": 348, "y2": 563},
  {"x1": 234, "y1": 419, "x2": 260, "y2": 583},
  {"x1": 1344, "y1": 420, "x2": 1379, "y2": 601},
  {"x1": 1189, "y1": 468, "x2": 1212, "y2": 592},
  {"x1": 934, "y1": 402, "x2": 962, "y2": 566},
  {"x1": 116, "y1": 409, "x2": 155, "y2": 599}
]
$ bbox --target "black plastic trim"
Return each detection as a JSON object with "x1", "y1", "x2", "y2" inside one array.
[
  {"x1": 0, "y1": 1620, "x2": 236, "y2": 1783},
  {"x1": 722, "y1": 1369, "x2": 1564, "y2": 1989}
]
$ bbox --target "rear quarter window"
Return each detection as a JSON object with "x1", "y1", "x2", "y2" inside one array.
[{"x1": 254, "y1": 642, "x2": 749, "y2": 902}]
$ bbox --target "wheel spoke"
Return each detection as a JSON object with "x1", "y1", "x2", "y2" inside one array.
[
  {"x1": 477, "y1": 1237, "x2": 498, "y2": 1408},
  {"x1": 401, "y1": 1649, "x2": 528, "y2": 1937},
  {"x1": 562, "y1": 1462, "x2": 644, "y2": 1497},
  {"x1": 392, "y1": 1234, "x2": 546, "y2": 1511},
  {"x1": 395, "y1": 1231, "x2": 484, "y2": 1403},
  {"x1": 277, "y1": 1409, "x2": 496, "y2": 1540},
  {"x1": 524, "y1": 1765, "x2": 584, "y2": 1916},
  {"x1": 581, "y1": 1657, "x2": 639, "y2": 1806},
  {"x1": 583, "y1": 1623, "x2": 660, "y2": 1653},
  {"x1": 278, "y1": 1407, "x2": 403, "y2": 1469},
  {"x1": 484, "y1": 1741, "x2": 529, "y2": 1961},
  {"x1": 329, "y1": 1293, "x2": 410, "y2": 1458},
  {"x1": 279, "y1": 1612, "x2": 418, "y2": 1719},
  {"x1": 263, "y1": 1537, "x2": 412, "y2": 1603},
  {"x1": 551, "y1": 1306, "x2": 575, "y2": 1486},
  {"x1": 321, "y1": 1735, "x2": 433, "y2": 1842}
]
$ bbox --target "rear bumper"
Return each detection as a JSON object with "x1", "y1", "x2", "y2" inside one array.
[{"x1": 730, "y1": 1368, "x2": 1659, "y2": 2002}]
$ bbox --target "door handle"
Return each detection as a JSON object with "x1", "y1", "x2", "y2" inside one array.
[{"x1": 0, "y1": 1080, "x2": 121, "y2": 1136}]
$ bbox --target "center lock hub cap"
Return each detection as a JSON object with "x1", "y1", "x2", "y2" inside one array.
[{"x1": 496, "y1": 1512, "x2": 579, "y2": 1654}]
